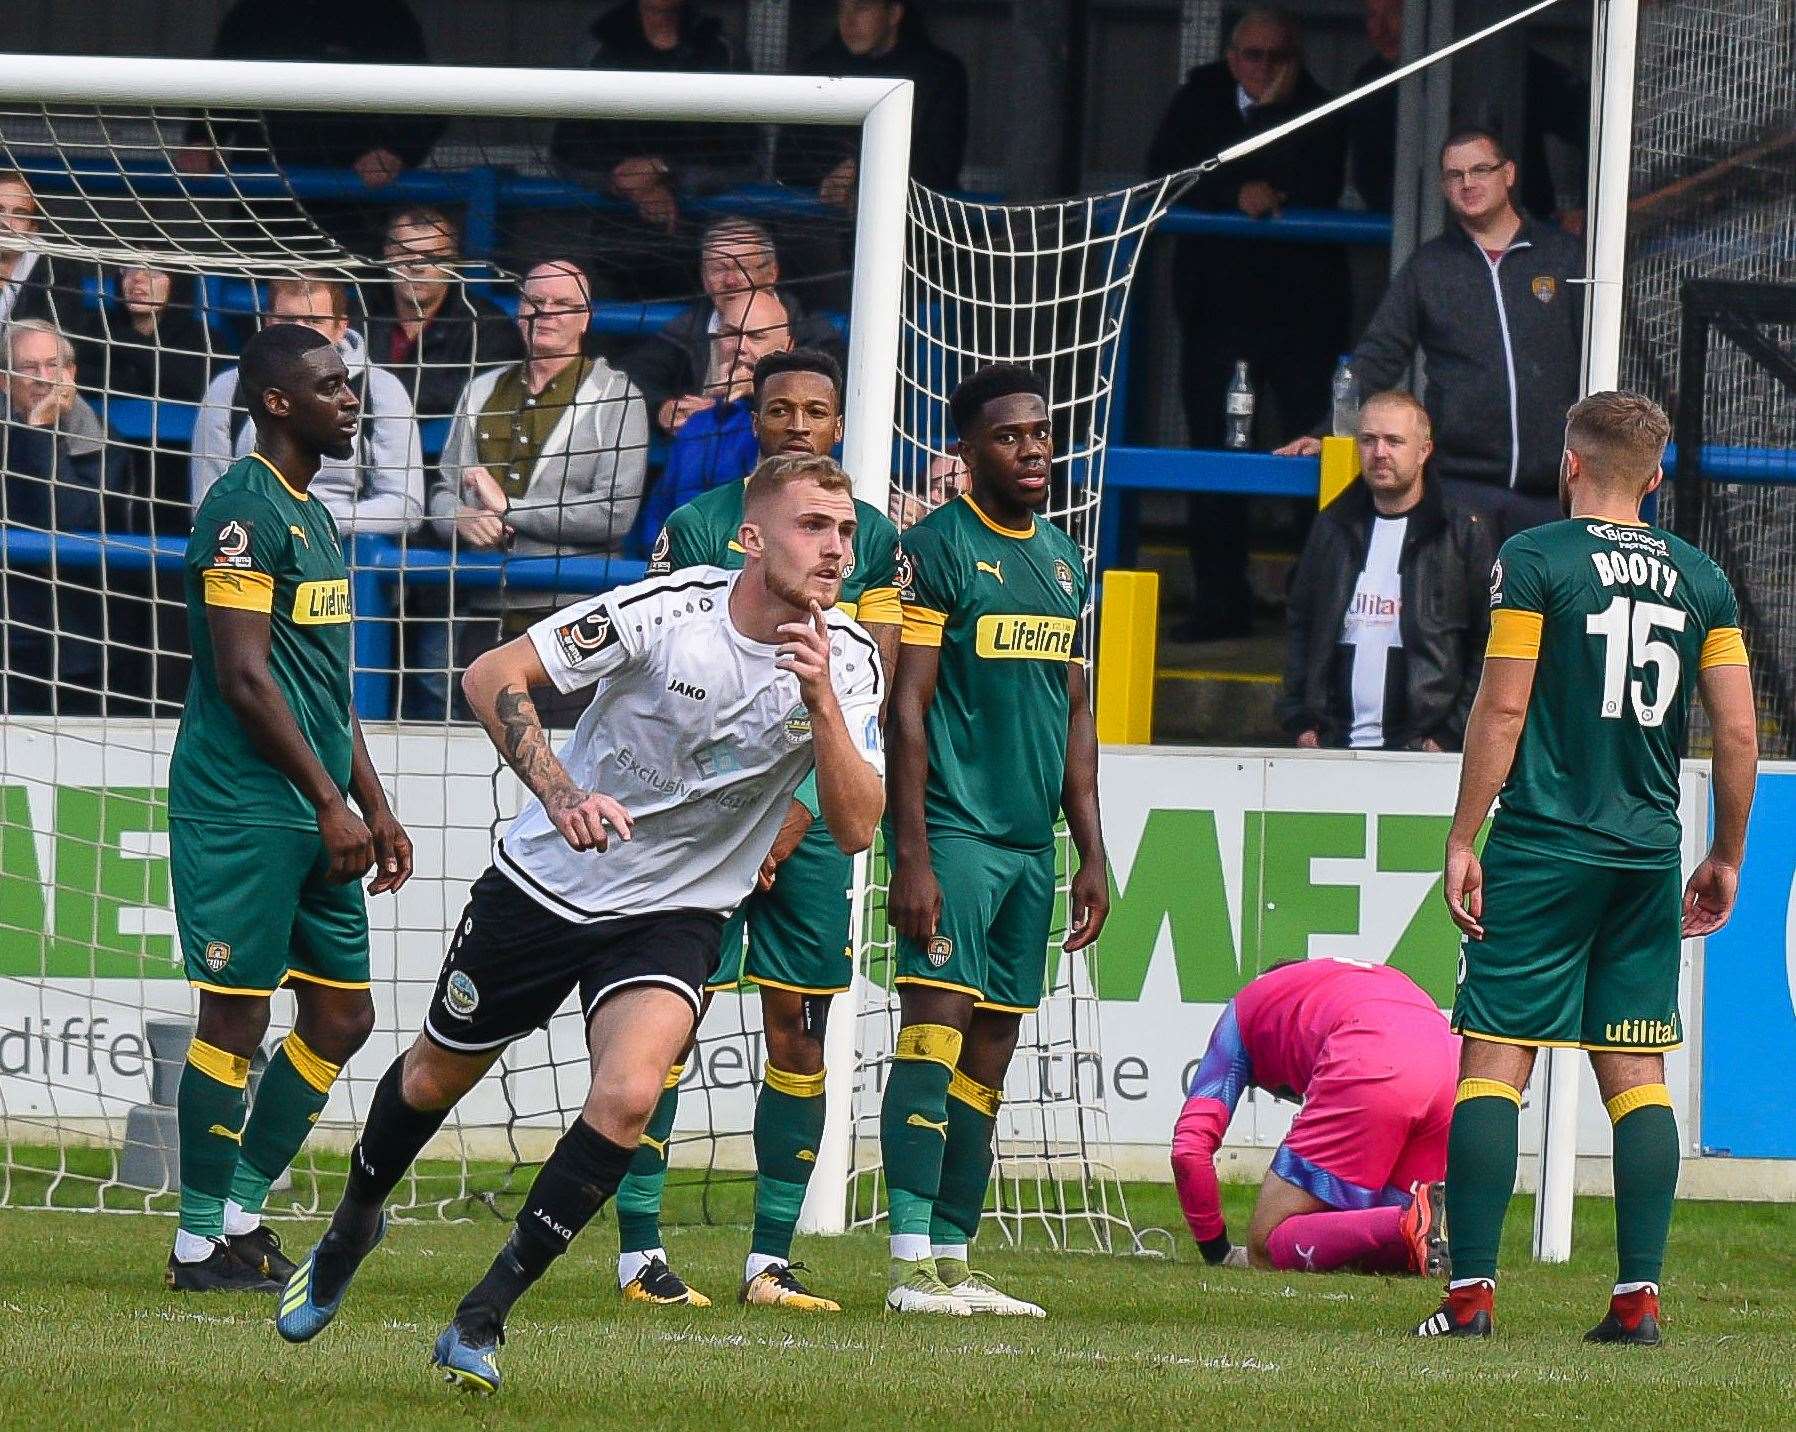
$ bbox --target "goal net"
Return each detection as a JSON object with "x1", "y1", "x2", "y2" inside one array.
[{"x1": 0, "y1": 56, "x2": 1148, "y2": 1252}]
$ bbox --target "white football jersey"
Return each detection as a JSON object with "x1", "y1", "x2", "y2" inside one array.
[{"x1": 495, "y1": 567, "x2": 885, "y2": 921}]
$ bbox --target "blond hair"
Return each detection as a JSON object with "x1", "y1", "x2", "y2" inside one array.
[
  {"x1": 742, "y1": 453, "x2": 853, "y2": 517},
  {"x1": 1359, "y1": 388, "x2": 1432, "y2": 438},
  {"x1": 1566, "y1": 390, "x2": 1670, "y2": 491}
]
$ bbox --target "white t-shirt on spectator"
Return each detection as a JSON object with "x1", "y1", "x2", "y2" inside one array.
[{"x1": 1340, "y1": 515, "x2": 1406, "y2": 749}]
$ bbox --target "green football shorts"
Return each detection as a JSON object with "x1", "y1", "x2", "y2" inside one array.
[
  {"x1": 894, "y1": 833, "x2": 1056, "y2": 1013},
  {"x1": 706, "y1": 824, "x2": 854, "y2": 996},
  {"x1": 170, "y1": 817, "x2": 371, "y2": 995},
  {"x1": 1451, "y1": 834, "x2": 1684, "y2": 1052}
]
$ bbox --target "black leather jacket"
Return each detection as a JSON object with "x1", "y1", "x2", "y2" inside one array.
[{"x1": 1278, "y1": 479, "x2": 1497, "y2": 750}]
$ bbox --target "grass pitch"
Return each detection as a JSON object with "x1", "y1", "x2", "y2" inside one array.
[{"x1": 0, "y1": 1184, "x2": 1791, "y2": 1430}]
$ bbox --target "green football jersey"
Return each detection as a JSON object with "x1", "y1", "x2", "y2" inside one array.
[
  {"x1": 1487, "y1": 517, "x2": 1746, "y2": 867},
  {"x1": 169, "y1": 453, "x2": 355, "y2": 829},
  {"x1": 647, "y1": 478, "x2": 903, "y2": 626},
  {"x1": 898, "y1": 495, "x2": 1089, "y2": 850}
]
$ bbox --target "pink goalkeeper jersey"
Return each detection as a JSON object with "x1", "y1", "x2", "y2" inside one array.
[{"x1": 1170, "y1": 959, "x2": 1447, "y2": 1241}]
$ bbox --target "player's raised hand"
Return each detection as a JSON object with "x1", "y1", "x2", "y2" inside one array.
[
  {"x1": 366, "y1": 808, "x2": 414, "y2": 896},
  {"x1": 1064, "y1": 858, "x2": 1110, "y2": 952},
  {"x1": 776, "y1": 602, "x2": 836, "y2": 712},
  {"x1": 1682, "y1": 856, "x2": 1739, "y2": 937},
  {"x1": 547, "y1": 787, "x2": 633, "y2": 853},
  {"x1": 318, "y1": 798, "x2": 376, "y2": 885},
  {"x1": 888, "y1": 857, "x2": 943, "y2": 945},
  {"x1": 1443, "y1": 843, "x2": 1485, "y2": 940}
]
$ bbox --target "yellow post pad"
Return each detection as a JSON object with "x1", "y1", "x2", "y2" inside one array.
[{"x1": 1096, "y1": 568, "x2": 1158, "y2": 745}]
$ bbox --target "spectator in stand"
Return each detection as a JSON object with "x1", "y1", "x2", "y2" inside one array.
[
  {"x1": 636, "y1": 288, "x2": 794, "y2": 545},
  {"x1": 180, "y1": 0, "x2": 445, "y2": 251},
  {"x1": 620, "y1": 216, "x2": 844, "y2": 434},
  {"x1": 0, "y1": 320, "x2": 116, "y2": 714},
  {"x1": 780, "y1": 0, "x2": 969, "y2": 200},
  {"x1": 1147, "y1": 8, "x2": 1349, "y2": 641},
  {"x1": 1278, "y1": 391, "x2": 1493, "y2": 752},
  {"x1": 1347, "y1": 0, "x2": 1588, "y2": 231},
  {"x1": 191, "y1": 277, "x2": 425, "y2": 534},
  {"x1": 891, "y1": 450, "x2": 968, "y2": 531},
  {"x1": 423, "y1": 260, "x2": 647, "y2": 717},
  {"x1": 1277, "y1": 128, "x2": 1582, "y2": 540},
  {"x1": 0, "y1": 171, "x2": 70, "y2": 330},
  {"x1": 76, "y1": 265, "x2": 213, "y2": 405},
  {"x1": 367, "y1": 208, "x2": 524, "y2": 421},
  {"x1": 550, "y1": 1, "x2": 750, "y2": 245}
]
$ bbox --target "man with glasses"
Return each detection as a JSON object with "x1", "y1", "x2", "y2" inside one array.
[
  {"x1": 368, "y1": 208, "x2": 522, "y2": 422},
  {"x1": 1146, "y1": 7, "x2": 1349, "y2": 641},
  {"x1": 1279, "y1": 128, "x2": 1583, "y2": 541}
]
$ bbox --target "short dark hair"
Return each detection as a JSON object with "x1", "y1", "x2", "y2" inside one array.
[
  {"x1": 1440, "y1": 126, "x2": 1508, "y2": 166},
  {"x1": 949, "y1": 363, "x2": 1049, "y2": 438},
  {"x1": 238, "y1": 323, "x2": 334, "y2": 422},
  {"x1": 753, "y1": 347, "x2": 843, "y2": 409}
]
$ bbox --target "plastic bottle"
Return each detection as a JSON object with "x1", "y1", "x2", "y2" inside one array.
[
  {"x1": 1330, "y1": 355, "x2": 1360, "y2": 437},
  {"x1": 1224, "y1": 360, "x2": 1254, "y2": 450}
]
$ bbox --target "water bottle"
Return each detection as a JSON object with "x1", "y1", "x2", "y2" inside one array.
[
  {"x1": 1224, "y1": 360, "x2": 1254, "y2": 450},
  {"x1": 1330, "y1": 355, "x2": 1360, "y2": 437}
]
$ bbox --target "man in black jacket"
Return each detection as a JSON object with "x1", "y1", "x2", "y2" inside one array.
[
  {"x1": 1280, "y1": 128, "x2": 1583, "y2": 540},
  {"x1": 1280, "y1": 390, "x2": 1494, "y2": 751},
  {"x1": 618, "y1": 217, "x2": 844, "y2": 434},
  {"x1": 1146, "y1": 8, "x2": 1350, "y2": 640}
]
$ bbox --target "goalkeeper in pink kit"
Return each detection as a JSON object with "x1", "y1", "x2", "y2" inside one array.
[{"x1": 1172, "y1": 958, "x2": 1458, "y2": 1276}]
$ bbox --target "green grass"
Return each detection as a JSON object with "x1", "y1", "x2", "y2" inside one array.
[{"x1": 0, "y1": 1184, "x2": 1791, "y2": 1429}]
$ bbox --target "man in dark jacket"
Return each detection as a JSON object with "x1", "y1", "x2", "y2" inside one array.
[
  {"x1": 618, "y1": 216, "x2": 844, "y2": 432},
  {"x1": 1281, "y1": 127, "x2": 1583, "y2": 540},
  {"x1": 367, "y1": 208, "x2": 524, "y2": 422},
  {"x1": 780, "y1": 0, "x2": 969, "y2": 198},
  {"x1": 1147, "y1": 8, "x2": 1350, "y2": 639},
  {"x1": 0, "y1": 171, "x2": 73, "y2": 330},
  {"x1": 1280, "y1": 390, "x2": 1494, "y2": 751}
]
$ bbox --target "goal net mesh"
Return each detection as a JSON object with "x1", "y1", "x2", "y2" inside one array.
[{"x1": 0, "y1": 89, "x2": 1153, "y2": 1253}]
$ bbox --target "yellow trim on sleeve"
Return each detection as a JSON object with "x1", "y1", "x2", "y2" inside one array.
[
  {"x1": 1701, "y1": 626, "x2": 1748, "y2": 669},
  {"x1": 900, "y1": 605, "x2": 948, "y2": 648},
  {"x1": 202, "y1": 568, "x2": 275, "y2": 613},
  {"x1": 249, "y1": 450, "x2": 307, "y2": 501},
  {"x1": 1456, "y1": 1077, "x2": 1523, "y2": 1107},
  {"x1": 893, "y1": 1021, "x2": 964, "y2": 1069},
  {"x1": 1486, "y1": 607, "x2": 1544, "y2": 660},
  {"x1": 663, "y1": 1062, "x2": 685, "y2": 1091},
  {"x1": 764, "y1": 1064, "x2": 828, "y2": 1099},
  {"x1": 281, "y1": 1032, "x2": 341, "y2": 1096},
  {"x1": 1605, "y1": 1083, "x2": 1673, "y2": 1123},
  {"x1": 854, "y1": 584, "x2": 904, "y2": 627},
  {"x1": 187, "y1": 1038, "x2": 251, "y2": 1089},
  {"x1": 947, "y1": 1069, "x2": 1003, "y2": 1118}
]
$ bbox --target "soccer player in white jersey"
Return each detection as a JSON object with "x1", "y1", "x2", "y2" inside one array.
[{"x1": 274, "y1": 454, "x2": 886, "y2": 1394}]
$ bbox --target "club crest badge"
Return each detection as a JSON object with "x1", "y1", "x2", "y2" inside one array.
[
  {"x1": 554, "y1": 609, "x2": 616, "y2": 666},
  {"x1": 1531, "y1": 275, "x2": 1557, "y2": 304},
  {"x1": 1054, "y1": 558, "x2": 1076, "y2": 597},
  {"x1": 445, "y1": 970, "x2": 480, "y2": 1019},
  {"x1": 926, "y1": 934, "x2": 953, "y2": 968},
  {"x1": 203, "y1": 941, "x2": 230, "y2": 973}
]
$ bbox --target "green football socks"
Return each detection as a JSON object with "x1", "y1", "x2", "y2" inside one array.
[
  {"x1": 1608, "y1": 1083, "x2": 1679, "y2": 1288},
  {"x1": 229, "y1": 1032, "x2": 338, "y2": 1217},
  {"x1": 1444, "y1": 1077, "x2": 1522, "y2": 1285},
  {"x1": 931, "y1": 1069, "x2": 1000, "y2": 1246},
  {"x1": 177, "y1": 1038, "x2": 250, "y2": 1237},
  {"x1": 879, "y1": 1023, "x2": 961, "y2": 1238},
  {"x1": 615, "y1": 1064, "x2": 682, "y2": 1256},
  {"x1": 750, "y1": 1065, "x2": 827, "y2": 1261}
]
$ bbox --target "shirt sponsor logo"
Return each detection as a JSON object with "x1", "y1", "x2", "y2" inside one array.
[
  {"x1": 1054, "y1": 558, "x2": 1076, "y2": 597},
  {"x1": 1488, "y1": 558, "x2": 1504, "y2": 607},
  {"x1": 1602, "y1": 1018, "x2": 1678, "y2": 1047},
  {"x1": 974, "y1": 614, "x2": 1077, "y2": 661},
  {"x1": 693, "y1": 739, "x2": 741, "y2": 779},
  {"x1": 862, "y1": 712, "x2": 881, "y2": 754},
  {"x1": 554, "y1": 609, "x2": 616, "y2": 667},
  {"x1": 1586, "y1": 523, "x2": 1669, "y2": 554},
  {"x1": 444, "y1": 970, "x2": 480, "y2": 1019},
  {"x1": 1531, "y1": 274, "x2": 1557, "y2": 303},
  {"x1": 669, "y1": 678, "x2": 707, "y2": 701},
  {"x1": 291, "y1": 578, "x2": 352, "y2": 625},
  {"x1": 893, "y1": 545, "x2": 915, "y2": 597},
  {"x1": 203, "y1": 940, "x2": 230, "y2": 973},
  {"x1": 1348, "y1": 591, "x2": 1400, "y2": 620},
  {"x1": 212, "y1": 519, "x2": 253, "y2": 570},
  {"x1": 926, "y1": 934, "x2": 954, "y2": 968},
  {"x1": 976, "y1": 559, "x2": 1004, "y2": 583}
]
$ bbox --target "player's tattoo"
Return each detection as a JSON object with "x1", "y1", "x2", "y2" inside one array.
[{"x1": 494, "y1": 683, "x2": 584, "y2": 812}]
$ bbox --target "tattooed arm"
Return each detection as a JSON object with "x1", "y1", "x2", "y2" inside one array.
[{"x1": 462, "y1": 634, "x2": 634, "y2": 853}]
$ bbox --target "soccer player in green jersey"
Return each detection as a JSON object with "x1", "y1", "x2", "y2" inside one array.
[
  {"x1": 880, "y1": 364, "x2": 1109, "y2": 1316},
  {"x1": 619, "y1": 348, "x2": 900, "y2": 1310},
  {"x1": 165, "y1": 324, "x2": 412, "y2": 1292},
  {"x1": 1415, "y1": 392, "x2": 1757, "y2": 1343}
]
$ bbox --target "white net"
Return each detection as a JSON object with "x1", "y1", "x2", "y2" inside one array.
[{"x1": 0, "y1": 80, "x2": 1148, "y2": 1252}]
